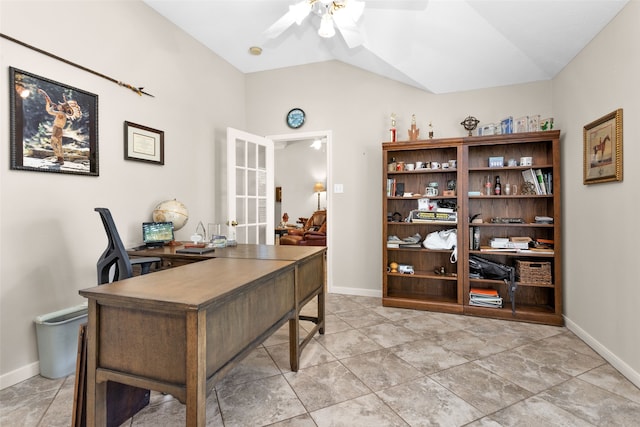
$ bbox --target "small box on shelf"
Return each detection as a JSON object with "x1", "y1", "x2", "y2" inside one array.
[{"x1": 489, "y1": 157, "x2": 504, "y2": 168}]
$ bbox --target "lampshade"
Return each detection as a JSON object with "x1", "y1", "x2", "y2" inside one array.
[
  {"x1": 313, "y1": 182, "x2": 325, "y2": 193},
  {"x1": 318, "y1": 13, "x2": 335, "y2": 38}
]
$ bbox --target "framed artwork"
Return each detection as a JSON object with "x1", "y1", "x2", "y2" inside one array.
[
  {"x1": 583, "y1": 109, "x2": 623, "y2": 184},
  {"x1": 10, "y1": 67, "x2": 99, "y2": 176},
  {"x1": 124, "y1": 121, "x2": 164, "y2": 165},
  {"x1": 515, "y1": 116, "x2": 528, "y2": 133}
]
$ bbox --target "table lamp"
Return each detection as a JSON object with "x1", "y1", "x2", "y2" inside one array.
[{"x1": 313, "y1": 182, "x2": 325, "y2": 210}]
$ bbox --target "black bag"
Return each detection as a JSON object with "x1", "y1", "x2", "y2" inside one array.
[
  {"x1": 469, "y1": 255, "x2": 512, "y2": 280},
  {"x1": 469, "y1": 256, "x2": 518, "y2": 315}
]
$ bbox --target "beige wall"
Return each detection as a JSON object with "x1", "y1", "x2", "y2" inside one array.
[
  {"x1": 275, "y1": 141, "x2": 328, "y2": 223},
  {"x1": 1, "y1": 0, "x2": 637, "y2": 391},
  {"x1": 0, "y1": 0, "x2": 246, "y2": 386},
  {"x1": 552, "y1": 0, "x2": 639, "y2": 386},
  {"x1": 245, "y1": 61, "x2": 552, "y2": 296}
]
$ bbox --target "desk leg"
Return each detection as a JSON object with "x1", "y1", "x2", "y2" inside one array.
[
  {"x1": 185, "y1": 310, "x2": 207, "y2": 426},
  {"x1": 318, "y1": 290, "x2": 325, "y2": 335},
  {"x1": 289, "y1": 316, "x2": 300, "y2": 372},
  {"x1": 290, "y1": 263, "x2": 300, "y2": 372},
  {"x1": 86, "y1": 300, "x2": 107, "y2": 426}
]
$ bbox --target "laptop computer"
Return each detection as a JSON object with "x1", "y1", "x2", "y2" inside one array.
[{"x1": 142, "y1": 222, "x2": 174, "y2": 248}]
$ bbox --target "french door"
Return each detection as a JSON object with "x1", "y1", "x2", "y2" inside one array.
[{"x1": 226, "y1": 128, "x2": 275, "y2": 244}]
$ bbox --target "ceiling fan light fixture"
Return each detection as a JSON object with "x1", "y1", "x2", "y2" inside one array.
[{"x1": 318, "y1": 13, "x2": 335, "y2": 38}]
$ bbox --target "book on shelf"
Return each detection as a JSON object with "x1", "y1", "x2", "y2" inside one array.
[
  {"x1": 480, "y1": 246, "x2": 520, "y2": 252},
  {"x1": 470, "y1": 288, "x2": 499, "y2": 297},
  {"x1": 469, "y1": 299, "x2": 503, "y2": 308},
  {"x1": 510, "y1": 236, "x2": 532, "y2": 243},
  {"x1": 490, "y1": 239, "x2": 529, "y2": 249},
  {"x1": 522, "y1": 168, "x2": 542, "y2": 194},
  {"x1": 410, "y1": 210, "x2": 457, "y2": 223},
  {"x1": 545, "y1": 171, "x2": 552, "y2": 195},
  {"x1": 469, "y1": 288, "x2": 502, "y2": 308},
  {"x1": 535, "y1": 169, "x2": 547, "y2": 194},
  {"x1": 520, "y1": 248, "x2": 555, "y2": 254},
  {"x1": 387, "y1": 243, "x2": 422, "y2": 249}
]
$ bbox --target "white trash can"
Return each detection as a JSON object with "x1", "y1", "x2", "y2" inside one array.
[{"x1": 34, "y1": 303, "x2": 88, "y2": 379}]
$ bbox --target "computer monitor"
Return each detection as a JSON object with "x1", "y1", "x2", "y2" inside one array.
[{"x1": 142, "y1": 222, "x2": 174, "y2": 248}]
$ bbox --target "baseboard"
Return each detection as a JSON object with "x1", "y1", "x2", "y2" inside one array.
[
  {"x1": 564, "y1": 316, "x2": 640, "y2": 389},
  {"x1": 328, "y1": 285, "x2": 381, "y2": 298},
  {"x1": 0, "y1": 361, "x2": 40, "y2": 390}
]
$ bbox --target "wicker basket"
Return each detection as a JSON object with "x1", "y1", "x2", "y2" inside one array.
[{"x1": 516, "y1": 260, "x2": 552, "y2": 284}]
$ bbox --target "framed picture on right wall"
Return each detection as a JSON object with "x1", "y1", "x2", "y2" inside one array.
[{"x1": 583, "y1": 108, "x2": 623, "y2": 184}]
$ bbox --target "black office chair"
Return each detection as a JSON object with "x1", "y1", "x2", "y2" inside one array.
[{"x1": 95, "y1": 207, "x2": 161, "y2": 284}]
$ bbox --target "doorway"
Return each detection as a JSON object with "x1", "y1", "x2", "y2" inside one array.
[{"x1": 267, "y1": 130, "x2": 333, "y2": 291}]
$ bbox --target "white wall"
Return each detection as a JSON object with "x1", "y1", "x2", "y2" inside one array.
[
  {"x1": 275, "y1": 141, "x2": 327, "y2": 224},
  {"x1": 0, "y1": 0, "x2": 246, "y2": 386},
  {"x1": 553, "y1": 1, "x2": 639, "y2": 385}
]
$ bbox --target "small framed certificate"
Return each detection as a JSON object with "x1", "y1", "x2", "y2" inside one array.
[{"x1": 124, "y1": 121, "x2": 164, "y2": 165}]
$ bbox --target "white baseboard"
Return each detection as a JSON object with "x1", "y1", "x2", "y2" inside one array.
[
  {"x1": 0, "y1": 361, "x2": 40, "y2": 390},
  {"x1": 564, "y1": 316, "x2": 640, "y2": 389},
  {"x1": 328, "y1": 285, "x2": 381, "y2": 298}
]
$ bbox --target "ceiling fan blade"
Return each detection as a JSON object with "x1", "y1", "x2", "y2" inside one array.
[
  {"x1": 332, "y1": 7, "x2": 365, "y2": 48},
  {"x1": 367, "y1": 0, "x2": 429, "y2": 10},
  {"x1": 263, "y1": 1, "x2": 312, "y2": 39},
  {"x1": 264, "y1": 11, "x2": 298, "y2": 39}
]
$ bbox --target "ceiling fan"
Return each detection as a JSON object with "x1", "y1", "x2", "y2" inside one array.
[{"x1": 264, "y1": 0, "x2": 367, "y2": 48}]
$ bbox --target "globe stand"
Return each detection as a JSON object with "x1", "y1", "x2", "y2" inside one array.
[{"x1": 152, "y1": 199, "x2": 189, "y2": 248}]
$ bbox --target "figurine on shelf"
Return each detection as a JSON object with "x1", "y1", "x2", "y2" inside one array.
[
  {"x1": 428, "y1": 121, "x2": 434, "y2": 139},
  {"x1": 408, "y1": 114, "x2": 419, "y2": 141},
  {"x1": 389, "y1": 113, "x2": 397, "y2": 142},
  {"x1": 389, "y1": 262, "x2": 398, "y2": 273},
  {"x1": 281, "y1": 212, "x2": 289, "y2": 226},
  {"x1": 461, "y1": 115, "x2": 480, "y2": 136}
]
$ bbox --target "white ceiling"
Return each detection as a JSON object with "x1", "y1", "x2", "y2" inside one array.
[{"x1": 144, "y1": 0, "x2": 628, "y2": 94}]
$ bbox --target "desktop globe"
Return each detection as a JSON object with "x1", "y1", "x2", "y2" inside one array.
[{"x1": 152, "y1": 199, "x2": 189, "y2": 231}]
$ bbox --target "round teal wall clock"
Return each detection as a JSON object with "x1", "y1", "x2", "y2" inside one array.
[{"x1": 286, "y1": 108, "x2": 305, "y2": 129}]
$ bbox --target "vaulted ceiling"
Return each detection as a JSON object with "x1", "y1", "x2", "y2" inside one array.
[{"x1": 144, "y1": 0, "x2": 628, "y2": 94}]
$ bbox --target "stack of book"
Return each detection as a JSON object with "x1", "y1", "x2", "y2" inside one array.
[
  {"x1": 469, "y1": 288, "x2": 502, "y2": 308},
  {"x1": 410, "y1": 210, "x2": 457, "y2": 224},
  {"x1": 489, "y1": 237, "x2": 530, "y2": 249},
  {"x1": 521, "y1": 168, "x2": 552, "y2": 195}
]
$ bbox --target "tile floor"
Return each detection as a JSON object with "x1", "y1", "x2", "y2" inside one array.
[{"x1": 2, "y1": 293, "x2": 640, "y2": 426}]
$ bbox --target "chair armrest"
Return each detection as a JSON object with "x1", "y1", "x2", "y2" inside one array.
[
  {"x1": 303, "y1": 231, "x2": 325, "y2": 238},
  {"x1": 130, "y1": 256, "x2": 161, "y2": 275}
]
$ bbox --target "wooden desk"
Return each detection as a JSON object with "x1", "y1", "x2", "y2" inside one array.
[
  {"x1": 82, "y1": 246, "x2": 325, "y2": 426},
  {"x1": 129, "y1": 244, "x2": 326, "y2": 370}
]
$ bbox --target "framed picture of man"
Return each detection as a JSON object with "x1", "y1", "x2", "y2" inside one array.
[{"x1": 10, "y1": 67, "x2": 99, "y2": 176}]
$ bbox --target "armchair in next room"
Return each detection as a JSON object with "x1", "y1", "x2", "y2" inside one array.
[{"x1": 280, "y1": 209, "x2": 326, "y2": 246}]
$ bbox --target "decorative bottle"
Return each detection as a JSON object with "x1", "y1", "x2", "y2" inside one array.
[
  {"x1": 484, "y1": 175, "x2": 492, "y2": 196},
  {"x1": 494, "y1": 176, "x2": 501, "y2": 195}
]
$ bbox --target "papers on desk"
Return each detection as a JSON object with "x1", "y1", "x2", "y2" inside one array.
[{"x1": 176, "y1": 247, "x2": 215, "y2": 254}]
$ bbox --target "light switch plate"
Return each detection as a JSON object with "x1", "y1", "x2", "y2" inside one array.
[{"x1": 334, "y1": 184, "x2": 344, "y2": 193}]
